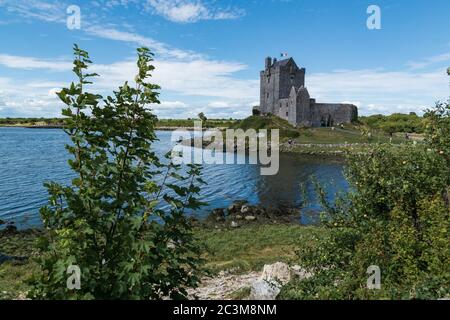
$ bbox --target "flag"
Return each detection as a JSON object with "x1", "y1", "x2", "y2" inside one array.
[{"x1": 280, "y1": 52, "x2": 288, "y2": 58}]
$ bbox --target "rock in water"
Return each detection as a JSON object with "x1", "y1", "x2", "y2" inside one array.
[
  {"x1": 212, "y1": 208, "x2": 225, "y2": 217},
  {"x1": 241, "y1": 205, "x2": 250, "y2": 214}
]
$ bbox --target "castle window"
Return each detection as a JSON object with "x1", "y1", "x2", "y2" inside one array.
[
  {"x1": 266, "y1": 93, "x2": 269, "y2": 99},
  {"x1": 286, "y1": 112, "x2": 289, "y2": 117}
]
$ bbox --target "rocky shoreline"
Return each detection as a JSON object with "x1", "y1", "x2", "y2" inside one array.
[
  {"x1": 0, "y1": 208, "x2": 316, "y2": 300},
  {"x1": 193, "y1": 200, "x2": 304, "y2": 230},
  {"x1": 180, "y1": 134, "x2": 372, "y2": 157}
]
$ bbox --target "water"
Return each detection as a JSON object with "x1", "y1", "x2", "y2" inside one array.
[{"x1": 0, "y1": 127, "x2": 348, "y2": 228}]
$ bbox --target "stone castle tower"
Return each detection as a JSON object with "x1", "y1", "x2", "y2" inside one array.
[{"x1": 256, "y1": 57, "x2": 357, "y2": 127}]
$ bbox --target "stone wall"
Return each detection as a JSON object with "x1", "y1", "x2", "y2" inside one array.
[
  {"x1": 311, "y1": 103, "x2": 358, "y2": 127},
  {"x1": 278, "y1": 65, "x2": 305, "y2": 101},
  {"x1": 260, "y1": 69, "x2": 279, "y2": 114}
]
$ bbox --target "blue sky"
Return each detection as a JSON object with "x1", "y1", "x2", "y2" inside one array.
[{"x1": 0, "y1": 0, "x2": 449, "y2": 119}]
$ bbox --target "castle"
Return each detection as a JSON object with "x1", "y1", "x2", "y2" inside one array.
[{"x1": 254, "y1": 57, "x2": 358, "y2": 127}]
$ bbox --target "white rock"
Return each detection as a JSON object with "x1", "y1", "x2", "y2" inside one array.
[
  {"x1": 241, "y1": 205, "x2": 250, "y2": 214},
  {"x1": 231, "y1": 221, "x2": 239, "y2": 228},
  {"x1": 261, "y1": 262, "x2": 291, "y2": 285},
  {"x1": 249, "y1": 280, "x2": 281, "y2": 300},
  {"x1": 249, "y1": 262, "x2": 292, "y2": 300}
]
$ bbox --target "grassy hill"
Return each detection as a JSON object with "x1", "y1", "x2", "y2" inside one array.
[
  {"x1": 231, "y1": 115, "x2": 407, "y2": 144},
  {"x1": 230, "y1": 115, "x2": 301, "y2": 139}
]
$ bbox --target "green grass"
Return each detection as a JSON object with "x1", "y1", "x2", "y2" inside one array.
[
  {"x1": 230, "y1": 115, "x2": 407, "y2": 145},
  {"x1": 231, "y1": 115, "x2": 300, "y2": 140},
  {"x1": 294, "y1": 127, "x2": 404, "y2": 144},
  {"x1": 196, "y1": 224, "x2": 324, "y2": 275},
  {"x1": 231, "y1": 115, "x2": 294, "y2": 131},
  {"x1": 227, "y1": 286, "x2": 252, "y2": 300},
  {"x1": 0, "y1": 230, "x2": 41, "y2": 299},
  {"x1": 156, "y1": 118, "x2": 237, "y2": 128},
  {"x1": 0, "y1": 224, "x2": 324, "y2": 299}
]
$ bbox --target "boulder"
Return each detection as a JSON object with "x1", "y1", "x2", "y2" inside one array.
[
  {"x1": 261, "y1": 262, "x2": 291, "y2": 285},
  {"x1": 227, "y1": 204, "x2": 237, "y2": 214},
  {"x1": 249, "y1": 262, "x2": 292, "y2": 300},
  {"x1": 241, "y1": 205, "x2": 250, "y2": 214},
  {"x1": 245, "y1": 215, "x2": 256, "y2": 221},
  {"x1": 230, "y1": 221, "x2": 239, "y2": 228},
  {"x1": 212, "y1": 208, "x2": 225, "y2": 217},
  {"x1": 249, "y1": 280, "x2": 281, "y2": 300},
  {"x1": 235, "y1": 215, "x2": 243, "y2": 220},
  {"x1": 228, "y1": 201, "x2": 248, "y2": 214}
]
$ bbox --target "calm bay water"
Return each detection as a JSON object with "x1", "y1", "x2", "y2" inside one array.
[{"x1": 0, "y1": 127, "x2": 347, "y2": 228}]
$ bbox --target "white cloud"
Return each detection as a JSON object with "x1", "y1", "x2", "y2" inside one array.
[
  {"x1": 406, "y1": 52, "x2": 450, "y2": 70},
  {"x1": 146, "y1": 0, "x2": 245, "y2": 23},
  {"x1": 0, "y1": 53, "x2": 258, "y2": 118},
  {"x1": 1, "y1": 0, "x2": 66, "y2": 23},
  {"x1": 85, "y1": 26, "x2": 203, "y2": 60},
  {"x1": 0, "y1": 1, "x2": 447, "y2": 118},
  {"x1": 1, "y1": 0, "x2": 244, "y2": 25},
  {"x1": 0, "y1": 54, "x2": 71, "y2": 71},
  {"x1": 307, "y1": 68, "x2": 449, "y2": 115},
  {"x1": 1, "y1": 52, "x2": 449, "y2": 118},
  {"x1": 0, "y1": 77, "x2": 63, "y2": 117},
  {"x1": 158, "y1": 101, "x2": 188, "y2": 109},
  {"x1": 90, "y1": 58, "x2": 257, "y2": 100},
  {"x1": 208, "y1": 101, "x2": 229, "y2": 108}
]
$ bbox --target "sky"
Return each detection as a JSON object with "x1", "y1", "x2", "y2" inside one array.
[{"x1": 0, "y1": 0, "x2": 449, "y2": 119}]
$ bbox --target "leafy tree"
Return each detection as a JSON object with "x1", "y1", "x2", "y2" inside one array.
[
  {"x1": 281, "y1": 143, "x2": 449, "y2": 300},
  {"x1": 359, "y1": 113, "x2": 424, "y2": 134},
  {"x1": 281, "y1": 72, "x2": 450, "y2": 299},
  {"x1": 29, "y1": 45, "x2": 205, "y2": 300},
  {"x1": 423, "y1": 74, "x2": 450, "y2": 171}
]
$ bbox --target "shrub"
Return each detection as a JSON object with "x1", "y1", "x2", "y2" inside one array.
[
  {"x1": 29, "y1": 45, "x2": 206, "y2": 300},
  {"x1": 280, "y1": 142, "x2": 449, "y2": 299},
  {"x1": 281, "y1": 73, "x2": 450, "y2": 300}
]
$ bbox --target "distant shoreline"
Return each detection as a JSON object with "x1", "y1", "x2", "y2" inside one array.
[{"x1": 0, "y1": 125, "x2": 225, "y2": 131}]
